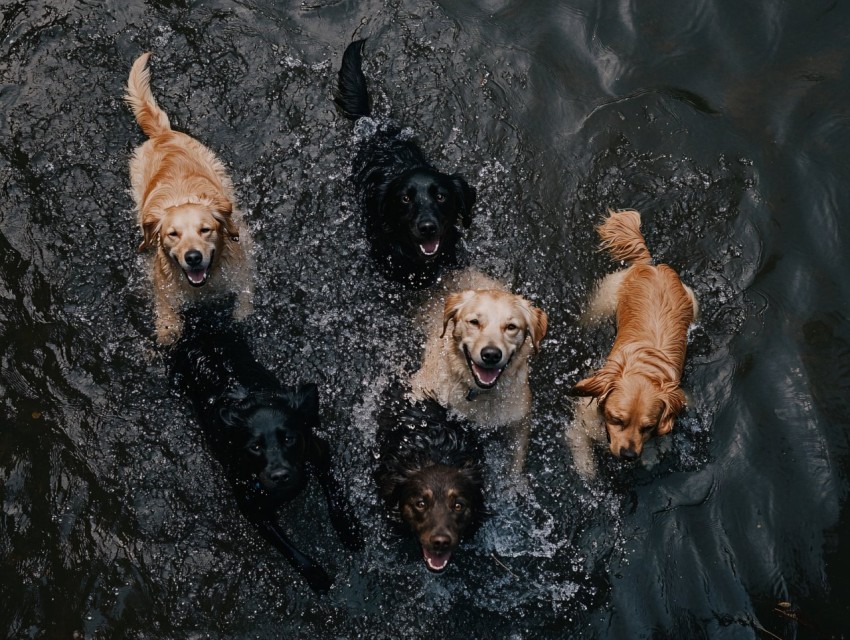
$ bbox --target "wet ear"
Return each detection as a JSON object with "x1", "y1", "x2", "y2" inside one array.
[
  {"x1": 442, "y1": 290, "x2": 473, "y2": 337},
  {"x1": 217, "y1": 385, "x2": 250, "y2": 426},
  {"x1": 658, "y1": 387, "x2": 686, "y2": 435},
  {"x1": 218, "y1": 405, "x2": 243, "y2": 428},
  {"x1": 450, "y1": 173, "x2": 476, "y2": 228},
  {"x1": 521, "y1": 302, "x2": 548, "y2": 354},
  {"x1": 212, "y1": 200, "x2": 240, "y2": 241},
  {"x1": 289, "y1": 383, "x2": 320, "y2": 427},
  {"x1": 571, "y1": 366, "x2": 617, "y2": 401},
  {"x1": 139, "y1": 213, "x2": 160, "y2": 251}
]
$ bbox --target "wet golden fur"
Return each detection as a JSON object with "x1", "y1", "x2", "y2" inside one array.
[
  {"x1": 410, "y1": 269, "x2": 548, "y2": 473},
  {"x1": 570, "y1": 209, "x2": 697, "y2": 476},
  {"x1": 126, "y1": 52, "x2": 252, "y2": 344}
]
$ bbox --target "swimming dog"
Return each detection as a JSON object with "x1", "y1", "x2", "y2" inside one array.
[
  {"x1": 126, "y1": 52, "x2": 253, "y2": 344},
  {"x1": 375, "y1": 384, "x2": 485, "y2": 573},
  {"x1": 410, "y1": 269, "x2": 548, "y2": 473},
  {"x1": 569, "y1": 209, "x2": 697, "y2": 477},
  {"x1": 334, "y1": 39, "x2": 476, "y2": 287},
  {"x1": 171, "y1": 316, "x2": 360, "y2": 593}
]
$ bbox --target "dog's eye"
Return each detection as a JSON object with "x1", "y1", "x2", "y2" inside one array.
[
  {"x1": 247, "y1": 443, "x2": 262, "y2": 455},
  {"x1": 415, "y1": 499, "x2": 426, "y2": 510},
  {"x1": 167, "y1": 230, "x2": 178, "y2": 238},
  {"x1": 641, "y1": 424, "x2": 656, "y2": 434},
  {"x1": 468, "y1": 318, "x2": 479, "y2": 327},
  {"x1": 401, "y1": 194, "x2": 411, "y2": 204},
  {"x1": 453, "y1": 502, "x2": 465, "y2": 512},
  {"x1": 200, "y1": 227, "x2": 212, "y2": 234},
  {"x1": 506, "y1": 323, "x2": 518, "y2": 331},
  {"x1": 435, "y1": 193, "x2": 446, "y2": 203}
]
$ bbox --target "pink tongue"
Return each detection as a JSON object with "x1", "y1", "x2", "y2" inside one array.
[
  {"x1": 422, "y1": 547, "x2": 451, "y2": 571},
  {"x1": 420, "y1": 239, "x2": 440, "y2": 255},
  {"x1": 472, "y1": 362, "x2": 501, "y2": 386},
  {"x1": 187, "y1": 268, "x2": 207, "y2": 284}
]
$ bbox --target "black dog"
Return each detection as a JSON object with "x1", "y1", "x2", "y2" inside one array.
[
  {"x1": 375, "y1": 384, "x2": 486, "y2": 572},
  {"x1": 334, "y1": 39, "x2": 477, "y2": 288},
  {"x1": 171, "y1": 317, "x2": 360, "y2": 593}
]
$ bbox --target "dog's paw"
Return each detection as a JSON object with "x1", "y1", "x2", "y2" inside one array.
[
  {"x1": 155, "y1": 323, "x2": 181, "y2": 345},
  {"x1": 232, "y1": 295, "x2": 254, "y2": 320}
]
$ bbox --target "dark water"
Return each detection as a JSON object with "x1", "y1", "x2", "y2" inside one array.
[{"x1": 2, "y1": 0, "x2": 849, "y2": 638}]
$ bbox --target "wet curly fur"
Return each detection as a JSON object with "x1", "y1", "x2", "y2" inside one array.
[
  {"x1": 334, "y1": 39, "x2": 477, "y2": 288},
  {"x1": 171, "y1": 310, "x2": 360, "y2": 593},
  {"x1": 375, "y1": 384, "x2": 485, "y2": 572}
]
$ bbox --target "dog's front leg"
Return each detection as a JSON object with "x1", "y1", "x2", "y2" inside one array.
[
  {"x1": 310, "y1": 436, "x2": 363, "y2": 551},
  {"x1": 232, "y1": 286, "x2": 254, "y2": 321},
  {"x1": 252, "y1": 519, "x2": 334, "y2": 594},
  {"x1": 510, "y1": 418, "x2": 531, "y2": 476},
  {"x1": 566, "y1": 400, "x2": 605, "y2": 480},
  {"x1": 152, "y1": 269, "x2": 182, "y2": 345}
]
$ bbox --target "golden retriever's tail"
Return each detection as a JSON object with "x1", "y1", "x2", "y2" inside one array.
[
  {"x1": 597, "y1": 209, "x2": 653, "y2": 265},
  {"x1": 125, "y1": 52, "x2": 171, "y2": 138}
]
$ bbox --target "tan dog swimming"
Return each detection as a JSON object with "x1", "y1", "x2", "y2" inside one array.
[
  {"x1": 126, "y1": 52, "x2": 252, "y2": 344},
  {"x1": 569, "y1": 209, "x2": 697, "y2": 477},
  {"x1": 411, "y1": 269, "x2": 548, "y2": 473}
]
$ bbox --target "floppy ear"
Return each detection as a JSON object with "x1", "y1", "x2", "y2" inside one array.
[
  {"x1": 657, "y1": 387, "x2": 686, "y2": 435},
  {"x1": 449, "y1": 173, "x2": 476, "y2": 228},
  {"x1": 571, "y1": 365, "x2": 618, "y2": 401},
  {"x1": 218, "y1": 404, "x2": 243, "y2": 428},
  {"x1": 522, "y1": 303, "x2": 548, "y2": 354},
  {"x1": 289, "y1": 383, "x2": 320, "y2": 428},
  {"x1": 211, "y1": 199, "x2": 240, "y2": 241},
  {"x1": 571, "y1": 374, "x2": 606, "y2": 398},
  {"x1": 442, "y1": 291, "x2": 473, "y2": 337},
  {"x1": 138, "y1": 212, "x2": 160, "y2": 251}
]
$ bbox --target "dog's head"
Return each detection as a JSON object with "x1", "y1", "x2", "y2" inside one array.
[
  {"x1": 572, "y1": 365, "x2": 685, "y2": 460},
  {"x1": 379, "y1": 168, "x2": 475, "y2": 262},
  {"x1": 392, "y1": 464, "x2": 483, "y2": 573},
  {"x1": 216, "y1": 384, "x2": 319, "y2": 500},
  {"x1": 140, "y1": 200, "x2": 239, "y2": 287},
  {"x1": 442, "y1": 289, "x2": 548, "y2": 389}
]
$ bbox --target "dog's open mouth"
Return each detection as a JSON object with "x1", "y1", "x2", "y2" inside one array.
[
  {"x1": 419, "y1": 239, "x2": 441, "y2": 257},
  {"x1": 463, "y1": 345, "x2": 507, "y2": 389},
  {"x1": 184, "y1": 266, "x2": 209, "y2": 287},
  {"x1": 422, "y1": 546, "x2": 452, "y2": 573}
]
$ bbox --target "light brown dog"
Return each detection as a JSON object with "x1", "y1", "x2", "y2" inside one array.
[
  {"x1": 569, "y1": 209, "x2": 697, "y2": 477},
  {"x1": 126, "y1": 52, "x2": 252, "y2": 344},
  {"x1": 410, "y1": 269, "x2": 548, "y2": 473}
]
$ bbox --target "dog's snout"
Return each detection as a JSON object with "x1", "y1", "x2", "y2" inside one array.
[
  {"x1": 417, "y1": 220, "x2": 438, "y2": 238},
  {"x1": 430, "y1": 533, "x2": 452, "y2": 552},
  {"x1": 619, "y1": 447, "x2": 639, "y2": 461},
  {"x1": 184, "y1": 250, "x2": 203, "y2": 267},
  {"x1": 269, "y1": 467, "x2": 291, "y2": 483},
  {"x1": 480, "y1": 346, "x2": 502, "y2": 365}
]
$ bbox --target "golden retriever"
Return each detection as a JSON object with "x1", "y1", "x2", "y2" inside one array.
[
  {"x1": 410, "y1": 269, "x2": 548, "y2": 473},
  {"x1": 568, "y1": 209, "x2": 697, "y2": 477},
  {"x1": 125, "y1": 52, "x2": 252, "y2": 344}
]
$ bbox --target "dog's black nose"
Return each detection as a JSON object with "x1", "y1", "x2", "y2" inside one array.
[
  {"x1": 417, "y1": 220, "x2": 438, "y2": 238},
  {"x1": 269, "y1": 468, "x2": 291, "y2": 483},
  {"x1": 185, "y1": 250, "x2": 203, "y2": 267},
  {"x1": 619, "y1": 448, "x2": 639, "y2": 461},
  {"x1": 430, "y1": 534, "x2": 451, "y2": 552},
  {"x1": 480, "y1": 346, "x2": 502, "y2": 365}
]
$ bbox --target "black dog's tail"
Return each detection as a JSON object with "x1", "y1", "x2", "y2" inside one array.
[{"x1": 334, "y1": 39, "x2": 371, "y2": 121}]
